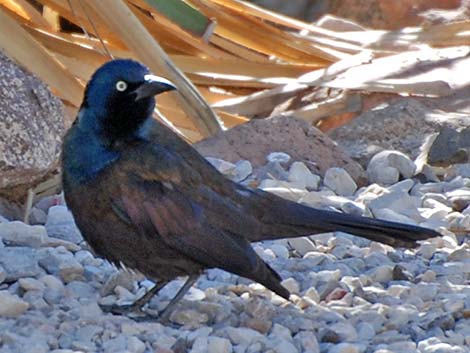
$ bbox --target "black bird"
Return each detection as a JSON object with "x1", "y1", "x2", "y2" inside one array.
[{"x1": 62, "y1": 59, "x2": 440, "y2": 321}]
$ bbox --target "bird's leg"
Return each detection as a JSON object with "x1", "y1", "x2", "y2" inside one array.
[
  {"x1": 101, "y1": 279, "x2": 169, "y2": 315},
  {"x1": 158, "y1": 275, "x2": 199, "y2": 323}
]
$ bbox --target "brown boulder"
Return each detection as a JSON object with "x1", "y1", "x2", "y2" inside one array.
[
  {"x1": 327, "y1": 0, "x2": 463, "y2": 29},
  {"x1": 194, "y1": 115, "x2": 366, "y2": 184},
  {"x1": 0, "y1": 51, "x2": 65, "y2": 203},
  {"x1": 329, "y1": 94, "x2": 470, "y2": 167}
]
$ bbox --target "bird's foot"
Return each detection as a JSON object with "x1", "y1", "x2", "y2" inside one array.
[
  {"x1": 100, "y1": 302, "x2": 146, "y2": 316},
  {"x1": 99, "y1": 303, "x2": 174, "y2": 324}
]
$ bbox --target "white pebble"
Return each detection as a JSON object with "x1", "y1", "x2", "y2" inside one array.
[
  {"x1": 207, "y1": 337, "x2": 232, "y2": 353},
  {"x1": 127, "y1": 337, "x2": 145, "y2": 353},
  {"x1": 369, "y1": 265, "x2": 393, "y2": 284},
  {"x1": 272, "y1": 339, "x2": 298, "y2": 353},
  {"x1": 267, "y1": 152, "x2": 291, "y2": 164},
  {"x1": 0, "y1": 291, "x2": 29, "y2": 317},
  {"x1": 288, "y1": 162, "x2": 320, "y2": 190},
  {"x1": 328, "y1": 343, "x2": 361, "y2": 353},
  {"x1": 270, "y1": 244, "x2": 289, "y2": 259},
  {"x1": 288, "y1": 237, "x2": 316, "y2": 256},
  {"x1": 281, "y1": 277, "x2": 300, "y2": 294},
  {"x1": 373, "y1": 208, "x2": 418, "y2": 225},
  {"x1": 368, "y1": 150, "x2": 416, "y2": 185},
  {"x1": 324, "y1": 167, "x2": 357, "y2": 196},
  {"x1": 225, "y1": 327, "x2": 264, "y2": 345},
  {"x1": 0, "y1": 221, "x2": 48, "y2": 248}
]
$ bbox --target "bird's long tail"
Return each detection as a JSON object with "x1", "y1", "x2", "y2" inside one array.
[{"x1": 250, "y1": 193, "x2": 441, "y2": 248}]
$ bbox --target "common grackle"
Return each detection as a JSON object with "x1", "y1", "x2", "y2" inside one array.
[{"x1": 62, "y1": 59, "x2": 441, "y2": 321}]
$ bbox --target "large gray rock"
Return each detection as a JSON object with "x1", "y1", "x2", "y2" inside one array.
[{"x1": 0, "y1": 51, "x2": 65, "y2": 202}]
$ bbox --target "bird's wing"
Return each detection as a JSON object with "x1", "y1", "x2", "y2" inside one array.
[{"x1": 110, "y1": 143, "x2": 268, "y2": 279}]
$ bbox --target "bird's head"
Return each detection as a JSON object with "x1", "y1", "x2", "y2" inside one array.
[{"x1": 78, "y1": 59, "x2": 176, "y2": 141}]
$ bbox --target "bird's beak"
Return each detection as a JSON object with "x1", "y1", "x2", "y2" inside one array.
[{"x1": 133, "y1": 74, "x2": 177, "y2": 101}]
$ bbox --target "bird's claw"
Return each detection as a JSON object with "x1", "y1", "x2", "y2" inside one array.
[
  {"x1": 99, "y1": 303, "x2": 173, "y2": 324},
  {"x1": 100, "y1": 302, "x2": 146, "y2": 316}
]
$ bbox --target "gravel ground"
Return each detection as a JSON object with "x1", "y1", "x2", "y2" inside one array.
[{"x1": 1, "y1": 150, "x2": 470, "y2": 353}]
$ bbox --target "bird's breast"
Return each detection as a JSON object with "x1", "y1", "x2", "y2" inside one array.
[{"x1": 62, "y1": 128, "x2": 120, "y2": 186}]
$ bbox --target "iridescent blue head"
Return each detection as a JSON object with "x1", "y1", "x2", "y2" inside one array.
[{"x1": 78, "y1": 59, "x2": 176, "y2": 141}]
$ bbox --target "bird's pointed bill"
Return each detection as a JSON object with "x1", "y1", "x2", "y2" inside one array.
[{"x1": 134, "y1": 74, "x2": 177, "y2": 101}]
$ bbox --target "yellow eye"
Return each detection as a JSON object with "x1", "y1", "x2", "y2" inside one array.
[{"x1": 116, "y1": 81, "x2": 128, "y2": 92}]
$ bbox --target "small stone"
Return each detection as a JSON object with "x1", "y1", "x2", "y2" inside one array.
[
  {"x1": 418, "y1": 243, "x2": 437, "y2": 260},
  {"x1": 41, "y1": 274, "x2": 65, "y2": 304},
  {"x1": 225, "y1": 327, "x2": 264, "y2": 345},
  {"x1": 0, "y1": 221, "x2": 48, "y2": 247},
  {"x1": 328, "y1": 343, "x2": 361, "y2": 353},
  {"x1": 244, "y1": 317, "x2": 272, "y2": 334},
  {"x1": 37, "y1": 247, "x2": 84, "y2": 282},
  {"x1": 42, "y1": 237, "x2": 81, "y2": 252},
  {"x1": 127, "y1": 336, "x2": 145, "y2": 353},
  {"x1": 67, "y1": 281, "x2": 97, "y2": 300},
  {"x1": 281, "y1": 277, "x2": 299, "y2": 294},
  {"x1": 0, "y1": 265, "x2": 5, "y2": 284},
  {"x1": 368, "y1": 150, "x2": 416, "y2": 185},
  {"x1": 270, "y1": 244, "x2": 289, "y2": 259},
  {"x1": 319, "y1": 280, "x2": 343, "y2": 301},
  {"x1": 232, "y1": 160, "x2": 253, "y2": 182},
  {"x1": 373, "y1": 208, "x2": 417, "y2": 225},
  {"x1": 270, "y1": 323, "x2": 292, "y2": 340},
  {"x1": 288, "y1": 162, "x2": 320, "y2": 190},
  {"x1": 102, "y1": 336, "x2": 127, "y2": 353},
  {"x1": 367, "y1": 190, "x2": 422, "y2": 221},
  {"x1": 329, "y1": 322, "x2": 358, "y2": 342},
  {"x1": 325, "y1": 287, "x2": 348, "y2": 302},
  {"x1": 368, "y1": 166, "x2": 399, "y2": 185},
  {"x1": 267, "y1": 152, "x2": 291, "y2": 164},
  {"x1": 392, "y1": 265, "x2": 413, "y2": 281},
  {"x1": 387, "y1": 179, "x2": 415, "y2": 193},
  {"x1": 443, "y1": 297, "x2": 465, "y2": 314},
  {"x1": 0, "y1": 247, "x2": 42, "y2": 281},
  {"x1": 0, "y1": 291, "x2": 29, "y2": 317},
  {"x1": 294, "y1": 331, "x2": 320, "y2": 353},
  {"x1": 256, "y1": 161, "x2": 288, "y2": 181},
  {"x1": 261, "y1": 184, "x2": 309, "y2": 202},
  {"x1": 207, "y1": 337, "x2": 232, "y2": 353},
  {"x1": 271, "y1": 339, "x2": 298, "y2": 353},
  {"x1": 420, "y1": 270, "x2": 436, "y2": 282},
  {"x1": 304, "y1": 287, "x2": 320, "y2": 303},
  {"x1": 18, "y1": 277, "x2": 45, "y2": 292},
  {"x1": 288, "y1": 237, "x2": 316, "y2": 256},
  {"x1": 190, "y1": 337, "x2": 208, "y2": 353},
  {"x1": 40, "y1": 274, "x2": 65, "y2": 292},
  {"x1": 417, "y1": 337, "x2": 466, "y2": 353},
  {"x1": 46, "y1": 206, "x2": 83, "y2": 244},
  {"x1": 29, "y1": 207, "x2": 47, "y2": 225},
  {"x1": 170, "y1": 309, "x2": 209, "y2": 328},
  {"x1": 115, "y1": 285, "x2": 136, "y2": 303},
  {"x1": 356, "y1": 322, "x2": 375, "y2": 341},
  {"x1": 410, "y1": 283, "x2": 438, "y2": 301},
  {"x1": 100, "y1": 270, "x2": 138, "y2": 297},
  {"x1": 446, "y1": 188, "x2": 470, "y2": 211},
  {"x1": 324, "y1": 168, "x2": 357, "y2": 196},
  {"x1": 340, "y1": 201, "x2": 365, "y2": 216},
  {"x1": 422, "y1": 198, "x2": 452, "y2": 213},
  {"x1": 448, "y1": 247, "x2": 470, "y2": 261},
  {"x1": 206, "y1": 157, "x2": 236, "y2": 175},
  {"x1": 368, "y1": 265, "x2": 393, "y2": 284}
]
